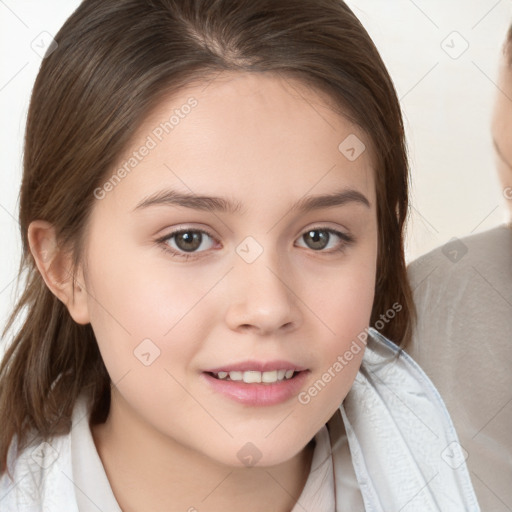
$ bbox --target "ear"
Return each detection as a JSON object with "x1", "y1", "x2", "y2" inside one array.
[{"x1": 27, "y1": 220, "x2": 90, "y2": 325}]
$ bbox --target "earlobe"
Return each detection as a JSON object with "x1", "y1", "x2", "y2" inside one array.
[{"x1": 27, "y1": 220, "x2": 90, "y2": 325}]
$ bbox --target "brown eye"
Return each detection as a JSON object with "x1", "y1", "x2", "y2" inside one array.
[
  {"x1": 296, "y1": 227, "x2": 353, "y2": 253},
  {"x1": 302, "y1": 230, "x2": 330, "y2": 250},
  {"x1": 162, "y1": 229, "x2": 216, "y2": 255},
  {"x1": 174, "y1": 231, "x2": 203, "y2": 252}
]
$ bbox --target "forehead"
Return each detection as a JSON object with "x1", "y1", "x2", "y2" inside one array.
[{"x1": 104, "y1": 71, "x2": 377, "y2": 212}]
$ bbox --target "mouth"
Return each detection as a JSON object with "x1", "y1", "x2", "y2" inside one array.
[
  {"x1": 201, "y1": 369, "x2": 309, "y2": 406},
  {"x1": 206, "y1": 369, "x2": 301, "y2": 384}
]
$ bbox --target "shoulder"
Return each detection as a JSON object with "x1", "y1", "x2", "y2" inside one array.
[
  {"x1": 355, "y1": 328, "x2": 448, "y2": 408},
  {"x1": 0, "y1": 400, "x2": 88, "y2": 512},
  {"x1": 0, "y1": 434, "x2": 74, "y2": 511},
  {"x1": 407, "y1": 224, "x2": 512, "y2": 290},
  {"x1": 340, "y1": 329, "x2": 480, "y2": 511},
  {"x1": 348, "y1": 329, "x2": 458, "y2": 442}
]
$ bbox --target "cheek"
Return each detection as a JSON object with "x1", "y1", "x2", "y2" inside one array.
[
  {"x1": 308, "y1": 246, "x2": 377, "y2": 337},
  {"x1": 86, "y1": 227, "x2": 221, "y2": 324},
  {"x1": 83, "y1": 241, "x2": 223, "y2": 382},
  {"x1": 294, "y1": 252, "x2": 376, "y2": 415},
  {"x1": 319, "y1": 269, "x2": 374, "y2": 372}
]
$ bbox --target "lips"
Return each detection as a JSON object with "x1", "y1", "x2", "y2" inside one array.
[{"x1": 201, "y1": 369, "x2": 309, "y2": 406}]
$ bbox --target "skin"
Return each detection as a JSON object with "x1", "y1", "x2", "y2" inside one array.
[
  {"x1": 29, "y1": 71, "x2": 378, "y2": 511},
  {"x1": 492, "y1": 47, "x2": 512, "y2": 220}
]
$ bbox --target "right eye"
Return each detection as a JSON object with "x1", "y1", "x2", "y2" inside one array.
[{"x1": 157, "y1": 228, "x2": 219, "y2": 259}]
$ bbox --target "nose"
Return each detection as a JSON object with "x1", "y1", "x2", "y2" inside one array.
[{"x1": 224, "y1": 250, "x2": 303, "y2": 336}]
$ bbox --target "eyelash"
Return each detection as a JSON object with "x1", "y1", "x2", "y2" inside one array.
[{"x1": 156, "y1": 227, "x2": 355, "y2": 260}]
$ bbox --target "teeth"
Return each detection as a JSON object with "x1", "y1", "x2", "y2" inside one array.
[
  {"x1": 212, "y1": 369, "x2": 297, "y2": 383},
  {"x1": 243, "y1": 371, "x2": 262, "y2": 383},
  {"x1": 261, "y1": 370, "x2": 277, "y2": 383}
]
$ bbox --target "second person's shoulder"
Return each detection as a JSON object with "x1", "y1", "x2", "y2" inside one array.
[{"x1": 407, "y1": 224, "x2": 512, "y2": 289}]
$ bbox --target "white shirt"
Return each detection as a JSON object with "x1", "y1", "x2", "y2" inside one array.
[{"x1": 0, "y1": 328, "x2": 481, "y2": 511}]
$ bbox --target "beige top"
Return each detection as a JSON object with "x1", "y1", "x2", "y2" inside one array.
[{"x1": 407, "y1": 224, "x2": 512, "y2": 511}]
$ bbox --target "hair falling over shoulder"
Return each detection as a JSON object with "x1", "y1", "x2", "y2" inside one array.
[{"x1": 0, "y1": 0, "x2": 415, "y2": 476}]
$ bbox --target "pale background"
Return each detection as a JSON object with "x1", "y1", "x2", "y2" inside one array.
[{"x1": 1, "y1": 0, "x2": 511, "y2": 330}]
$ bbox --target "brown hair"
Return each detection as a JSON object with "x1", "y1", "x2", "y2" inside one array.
[{"x1": 0, "y1": 0, "x2": 414, "y2": 475}]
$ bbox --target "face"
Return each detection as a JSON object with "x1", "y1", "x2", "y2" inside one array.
[
  {"x1": 492, "y1": 47, "x2": 512, "y2": 214},
  {"x1": 81, "y1": 71, "x2": 378, "y2": 468}
]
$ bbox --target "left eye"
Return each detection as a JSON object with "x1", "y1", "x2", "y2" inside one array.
[{"x1": 295, "y1": 228, "x2": 349, "y2": 251}]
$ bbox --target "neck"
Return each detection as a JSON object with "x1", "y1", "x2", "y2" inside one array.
[{"x1": 91, "y1": 391, "x2": 315, "y2": 512}]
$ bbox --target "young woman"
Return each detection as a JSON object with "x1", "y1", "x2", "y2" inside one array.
[{"x1": 0, "y1": 0, "x2": 479, "y2": 510}]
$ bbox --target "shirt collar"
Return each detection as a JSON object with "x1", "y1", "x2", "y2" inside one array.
[
  {"x1": 291, "y1": 423, "x2": 335, "y2": 511},
  {"x1": 70, "y1": 396, "x2": 122, "y2": 512}
]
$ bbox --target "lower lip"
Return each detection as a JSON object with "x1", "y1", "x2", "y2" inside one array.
[{"x1": 201, "y1": 371, "x2": 310, "y2": 406}]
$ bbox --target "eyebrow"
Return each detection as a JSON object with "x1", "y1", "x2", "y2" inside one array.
[{"x1": 132, "y1": 188, "x2": 371, "y2": 214}]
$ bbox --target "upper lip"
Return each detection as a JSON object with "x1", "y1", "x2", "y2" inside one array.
[{"x1": 205, "y1": 360, "x2": 308, "y2": 373}]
